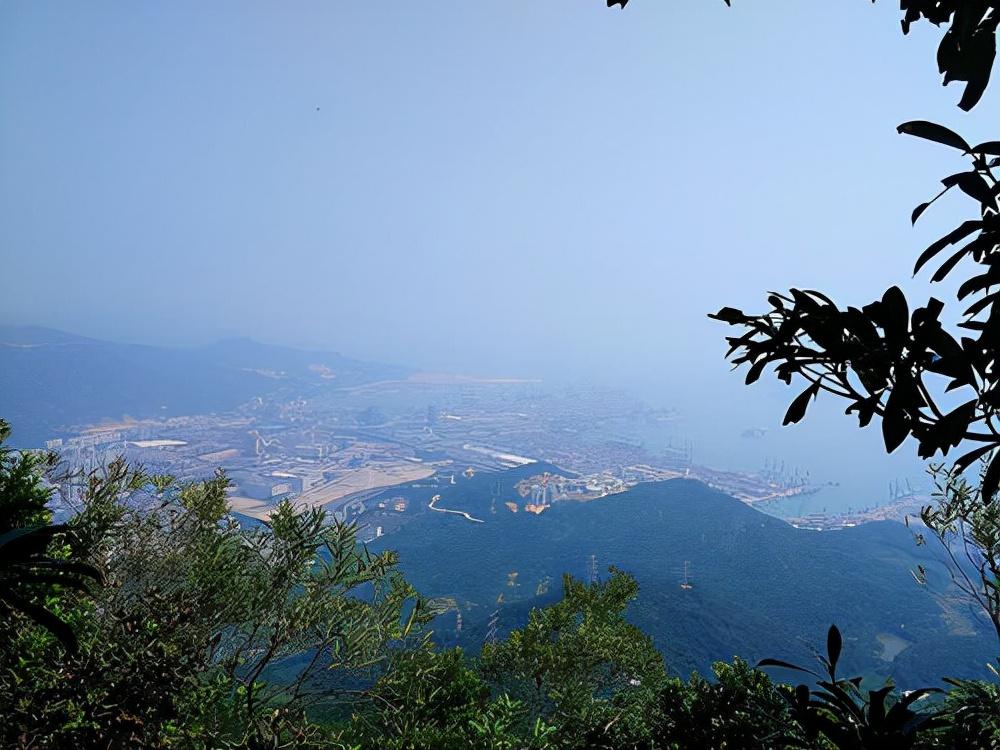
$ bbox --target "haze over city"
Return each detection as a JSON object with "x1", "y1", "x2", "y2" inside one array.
[
  {"x1": 3, "y1": 1, "x2": 979, "y2": 503},
  {"x1": 0, "y1": 2, "x2": 974, "y2": 367}
]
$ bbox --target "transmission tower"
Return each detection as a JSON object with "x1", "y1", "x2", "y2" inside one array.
[
  {"x1": 485, "y1": 607, "x2": 500, "y2": 646},
  {"x1": 588, "y1": 554, "x2": 599, "y2": 584},
  {"x1": 491, "y1": 480, "x2": 502, "y2": 514}
]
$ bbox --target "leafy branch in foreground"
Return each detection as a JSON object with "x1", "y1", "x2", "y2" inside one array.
[
  {"x1": 710, "y1": 119, "x2": 1000, "y2": 637},
  {"x1": 917, "y1": 462, "x2": 1000, "y2": 637},
  {"x1": 711, "y1": 122, "x2": 1000, "y2": 500},
  {"x1": 0, "y1": 419, "x2": 101, "y2": 654},
  {"x1": 480, "y1": 570, "x2": 667, "y2": 749},
  {"x1": 2, "y1": 456, "x2": 439, "y2": 749},
  {"x1": 936, "y1": 676, "x2": 1000, "y2": 747},
  {"x1": 759, "y1": 625, "x2": 943, "y2": 749},
  {"x1": 606, "y1": 2, "x2": 1000, "y2": 111},
  {"x1": 710, "y1": 120, "x2": 1000, "y2": 637}
]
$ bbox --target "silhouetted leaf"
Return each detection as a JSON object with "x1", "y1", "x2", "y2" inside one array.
[
  {"x1": 17, "y1": 572, "x2": 96, "y2": 592},
  {"x1": 881, "y1": 388, "x2": 910, "y2": 453},
  {"x1": 914, "y1": 220, "x2": 980, "y2": 274},
  {"x1": 931, "y1": 245, "x2": 970, "y2": 282},
  {"x1": 911, "y1": 201, "x2": 931, "y2": 225},
  {"x1": 782, "y1": 382, "x2": 820, "y2": 426},
  {"x1": 710, "y1": 307, "x2": 746, "y2": 324},
  {"x1": 959, "y1": 270, "x2": 995, "y2": 300},
  {"x1": 846, "y1": 397, "x2": 879, "y2": 428},
  {"x1": 867, "y1": 685, "x2": 893, "y2": 726},
  {"x1": 970, "y1": 140, "x2": 1000, "y2": 155},
  {"x1": 802, "y1": 289, "x2": 835, "y2": 305},
  {"x1": 953, "y1": 172, "x2": 997, "y2": 207},
  {"x1": 964, "y1": 291, "x2": 999, "y2": 318},
  {"x1": 958, "y1": 320, "x2": 987, "y2": 331},
  {"x1": 745, "y1": 359, "x2": 768, "y2": 385},
  {"x1": 955, "y1": 26, "x2": 996, "y2": 112},
  {"x1": 757, "y1": 658, "x2": 816, "y2": 676},
  {"x1": 880, "y1": 286, "x2": 910, "y2": 349},
  {"x1": 885, "y1": 687, "x2": 942, "y2": 728},
  {"x1": 826, "y1": 625, "x2": 841, "y2": 678},
  {"x1": 897, "y1": 120, "x2": 971, "y2": 151},
  {"x1": 0, "y1": 525, "x2": 62, "y2": 560},
  {"x1": 4, "y1": 589, "x2": 78, "y2": 654},
  {"x1": 813, "y1": 683, "x2": 866, "y2": 723}
]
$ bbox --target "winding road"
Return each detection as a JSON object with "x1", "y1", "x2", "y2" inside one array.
[{"x1": 427, "y1": 494, "x2": 484, "y2": 523}]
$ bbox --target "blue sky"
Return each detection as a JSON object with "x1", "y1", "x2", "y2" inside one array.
[{"x1": 1, "y1": 1, "x2": 994, "y2": 503}]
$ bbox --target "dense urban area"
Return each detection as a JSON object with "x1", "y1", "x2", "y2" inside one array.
[{"x1": 43, "y1": 376, "x2": 922, "y2": 538}]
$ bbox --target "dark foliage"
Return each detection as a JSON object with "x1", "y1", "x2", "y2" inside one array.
[
  {"x1": 480, "y1": 570, "x2": 667, "y2": 749},
  {"x1": 932, "y1": 676, "x2": 1000, "y2": 747},
  {"x1": 710, "y1": 116, "x2": 1000, "y2": 640},
  {"x1": 0, "y1": 420, "x2": 100, "y2": 654},
  {"x1": 652, "y1": 658, "x2": 794, "y2": 749},
  {"x1": 759, "y1": 625, "x2": 943, "y2": 749},
  {"x1": 898, "y1": 1, "x2": 999, "y2": 110},
  {"x1": 607, "y1": 1, "x2": 999, "y2": 111},
  {"x1": 711, "y1": 124, "x2": 1000, "y2": 503},
  {"x1": 0, "y1": 456, "x2": 436, "y2": 748}
]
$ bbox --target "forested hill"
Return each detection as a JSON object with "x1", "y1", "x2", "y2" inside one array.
[
  {"x1": 375, "y1": 472, "x2": 996, "y2": 689},
  {"x1": 0, "y1": 326, "x2": 408, "y2": 446}
]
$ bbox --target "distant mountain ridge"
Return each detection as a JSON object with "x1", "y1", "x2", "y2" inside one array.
[
  {"x1": 0, "y1": 326, "x2": 409, "y2": 446},
  {"x1": 0, "y1": 326, "x2": 105, "y2": 346}
]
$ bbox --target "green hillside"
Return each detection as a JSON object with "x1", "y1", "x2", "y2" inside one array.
[{"x1": 372, "y1": 467, "x2": 996, "y2": 688}]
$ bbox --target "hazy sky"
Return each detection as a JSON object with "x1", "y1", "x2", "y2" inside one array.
[{"x1": 1, "y1": 1, "x2": 993, "y2": 501}]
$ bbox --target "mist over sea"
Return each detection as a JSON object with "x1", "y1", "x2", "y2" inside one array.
[{"x1": 619, "y1": 373, "x2": 927, "y2": 518}]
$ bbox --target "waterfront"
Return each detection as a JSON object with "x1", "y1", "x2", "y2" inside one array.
[{"x1": 44, "y1": 377, "x2": 922, "y2": 533}]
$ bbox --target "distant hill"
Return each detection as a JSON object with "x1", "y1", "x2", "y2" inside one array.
[
  {"x1": 372, "y1": 468, "x2": 998, "y2": 689},
  {"x1": 0, "y1": 326, "x2": 409, "y2": 446}
]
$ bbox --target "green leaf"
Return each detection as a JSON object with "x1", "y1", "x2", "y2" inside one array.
[
  {"x1": 983, "y1": 452, "x2": 1000, "y2": 504},
  {"x1": 2, "y1": 589, "x2": 79, "y2": 654}
]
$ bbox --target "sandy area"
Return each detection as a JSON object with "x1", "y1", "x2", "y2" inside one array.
[{"x1": 230, "y1": 462, "x2": 434, "y2": 520}]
